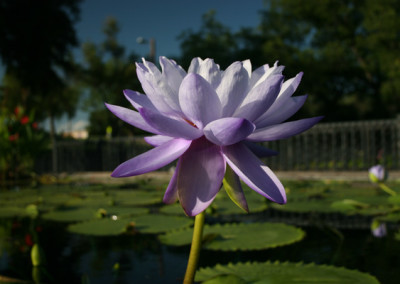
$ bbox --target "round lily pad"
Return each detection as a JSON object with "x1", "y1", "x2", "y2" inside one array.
[
  {"x1": 42, "y1": 206, "x2": 148, "y2": 222},
  {"x1": 159, "y1": 203, "x2": 185, "y2": 215},
  {"x1": 64, "y1": 196, "x2": 115, "y2": 207},
  {"x1": 67, "y1": 214, "x2": 192, "y2": 236},
  {"x1": 132, "y1": 214, "x2": 193, "y2": 234},
  {"x1": 68, "y1": 218, "x2": 130, "y2": 236},
  {"x1": 272, "y1": 200, "x2": 337, "y2": 213},
  {"x1": 159, "y1": 222, "x2": 305, "y2": 251},
  {"x1": 196, "y1": 261, "x2": 380, "y2": 284},
  {"x1": 113, "y1": 190, "x2": 162, "y2": 206},
  {"x1": 211, "y1": 196, "x2": 267, "y2": 215},
  {"x1": 0, "y1": 207, "x2": 29, "y2": 218}
]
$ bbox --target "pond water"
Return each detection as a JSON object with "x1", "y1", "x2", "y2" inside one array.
[
  {"x1": 0, "y1": 217, "x2": 399, "y2": 283},
  {"x1": 0, "y1": 181, "x2": 399, "y2": 283}
]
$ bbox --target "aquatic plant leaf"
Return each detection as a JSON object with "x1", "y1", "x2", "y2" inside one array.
[
  {"x1": 65, "y1": 196, "x2": 114, "y2": 207},
  {"x1": 43, "y1": 207, "x2": 148, "y2": 222},
  {"x1": 196, "y1": 261, "x2": 380, "y2": 284},
  {"x1": 67, "y1": 213, "x2": 192, "y2": 236},
  {"x1": 159, "y1": 222, "x2": 305, "y2": 250},
  {"x1": 272, "y1": 200, "x2": 337, "y2": 213},
  {"x1": 0, "y1": 207, "x2": 30, "y2": 218},
  {"x1": 68, "y1": 219, "x2": 130, "y2": 236},
  {"x1": 211, "y1": 198, "x2": 267, "y2": 215},
  {"x1": 113, "y1": 190, "x2": 162, "y2": 206},
  {"x1": 132, "y1": 214, "x2": 193, "y2": 233},
  {"x1": 159, "y1": 203, "x2": 185, "y2": 215},
  {"x1": 202, "y1": 274, "x2": 247, "y2": 284}
]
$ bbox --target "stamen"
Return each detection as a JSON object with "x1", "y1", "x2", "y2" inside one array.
[{"x1": 184, "y1": 118, "x2": 197, "y2": 128}]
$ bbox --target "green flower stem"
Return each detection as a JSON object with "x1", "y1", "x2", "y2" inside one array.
[
  {"x1": 183, "y1": 211, "x2": 205, "y2": 284},
  {"x1": 378, "y1": 182, "x2": 397, "y2": 196}
]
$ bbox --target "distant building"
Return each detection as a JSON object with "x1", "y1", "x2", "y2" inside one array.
[{"x1": 62, "y1": 129, "x2": 89, "y2": 139}]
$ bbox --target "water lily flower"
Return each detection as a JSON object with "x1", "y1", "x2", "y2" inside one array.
[
  {"x1": 368, "y1": 165, "x2": 386, "y2": 183},
  {"x1": 106, "y1": 57, "x2": 323, "y2": 216},
  {"x1": 371, "y1": 220, "x2": 387, "y2": 238}
]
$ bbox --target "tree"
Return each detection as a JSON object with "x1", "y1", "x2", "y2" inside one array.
[
  {"x1": 178, "y1": 2, "x2": 400, "y2": 121},
  {"x1": 0, "y1": 0, "x2": 82, "y2": 172},
  {"x1": 0, "y1": 0, "x2": 82, "y2": 114},
  {"x1": 258, "y1": 0, "x2": 400, "y2": 120},
  {"x1": 178, "y1": 10, "x2": 239, "y2": 69},
  {"x1": 78, "y1": 17, "x2": 143, "y2": 137}
]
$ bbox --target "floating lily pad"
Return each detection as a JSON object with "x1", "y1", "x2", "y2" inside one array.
[
  {"x1": 202, "y1": 274, "x2": 247, "y2": 284},
  {"x1": 159, "y1": 222, "x2": 305, "y2": 251},
  {"x1": 196, "y1": 261, "x2": 380, "y2": 284},
  {"x1": 43, "y1": 206, "x2": 148, "y2": 222},
  {"x1": 272, "y1": 200, "x2": 336, "y2": 213},
  {"x1": 159, "y1": 203, "x2": 185, "y2": 215},
  {"x1": 210, "y1": 198, "x2": 267, "y2": 215},
  {"x1": 0, "y1": 207, "x2": 29, "y2": 218},
  {"x1": 113, "y1": 190, "x2": 161, "y2": 206},
  {"x1": 132, "y1": 214, "x2": 193, "y2": 234},
  {"x1": 68, "y1": 218, "x2": 130, "y2": 236},
  {"x1": 68, "y1": 214, "x2": 192, "y2": 236},
  {"x1": 65, "y1": 196, "x2": 114, "y2": 207}
]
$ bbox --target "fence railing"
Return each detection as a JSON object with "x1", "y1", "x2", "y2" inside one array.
[{"x1": 35, "y1": 116, "x2": 400, "y2": 173}]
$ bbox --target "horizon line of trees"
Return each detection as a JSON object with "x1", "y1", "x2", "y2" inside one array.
[{"x1": 1, "y1": 0, "x2": 400, "y2": 139}]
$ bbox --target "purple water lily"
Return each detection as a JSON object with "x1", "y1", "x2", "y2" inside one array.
[
  {"x1": 106, "y1": 57, "x2": 323, "y2": 216},
  {"x1": 369, "y1": 165, "x2": 386, "y2": 182}
]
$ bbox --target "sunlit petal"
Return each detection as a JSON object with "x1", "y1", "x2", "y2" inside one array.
[
  {"x1": 222, "y1": 143, "x2": 286, "y2": 204},
  {"x1": 204, "y1": 117, "x2": 255, "y2": 146},
  {"x1": 248, "y1": 116, "x2": 324, "y2": 142},
  {"x1": 111, "y1": 138, "x2": 191, "y2": 177},
  {"x1": 177, "y1": 138, "x2": 225, "y2": 216}
]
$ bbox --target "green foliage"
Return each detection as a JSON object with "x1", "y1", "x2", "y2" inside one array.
[
  {"x1": 67, "y1": 214, "x2": 193, "y2": 236},
  {"x1": 0, "y1": 0, "x2": 82, "y2": 124},
  {"x1": 78, "y1": 17, "x2": 144, "y2": 137},
  {"x1": 0, "y1": 106, "x2": 49, "y2": 180},
  {"x1": 159, "y1": 222, "x2": 305, "y2": 251},
  {"x1": 42, "y1": 206, "x2": 148, "y2": 222},
  {"x1": 196, "y1": 261, "x2": 380, "y2": 283},
  {"x1": 178, "y1": 2, "x2": 400, "y2": 120}
]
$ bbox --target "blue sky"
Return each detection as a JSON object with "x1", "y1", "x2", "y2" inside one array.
[
  {"x1": 76, "y1": 0, "x2": 265, "y2": 60},
  {"x1": 3, "y1": 0, "x2": 267, "y2": 133}
]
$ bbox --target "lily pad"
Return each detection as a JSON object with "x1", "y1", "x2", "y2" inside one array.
[
  {"x1": 272, "y1": 200, "x2": 337, "y2": 213},
  {"x1": 42, "y1": 206, "x2": 148, "y2": 222},
  {"x1": 113, "y1": 190, "x2": 161, "y2": 206},
  {"x1": 68, "y1": 218, "x2": 130, "y2": 236},
  {"x1": 159, "y1": 222, "x2": 305, "y2": 251},
  {"x1": 159, "y1": 203, "x2": 185, "y2": 215},
  {"x1": 67, "y1": 214, "x2": 192, "y2": 236},
  {"x1": 132, "y1": 214, "x2": 193, "y2": 234},
  {"x1": 0, "y1": 207, "x2": 29, "y2": 218},
  {"x1": 196, "y1": 261, "x2": 380, "y2": 284},
  {"x1": 64, "y1": 196, "x2": 115, "y2": 207},
  {"x1": 210, "y1": 198, "x2": 267, "y2": 215}
]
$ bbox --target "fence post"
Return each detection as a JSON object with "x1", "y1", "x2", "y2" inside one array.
[{"x1": 396, "y1": 114, "x2": 400, "y2": 169}]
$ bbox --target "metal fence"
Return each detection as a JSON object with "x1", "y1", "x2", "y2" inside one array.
[
  {"x1": 262, "y1": 116, "x2": 400, "y2": 171},
  {"x1": 35, "y1": 116, "x2": 400, "y2": 173}
]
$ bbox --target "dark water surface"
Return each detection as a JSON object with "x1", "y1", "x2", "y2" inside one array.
[{"x1": 0, "y1": 217, "x2": 399, "y2": 284}]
